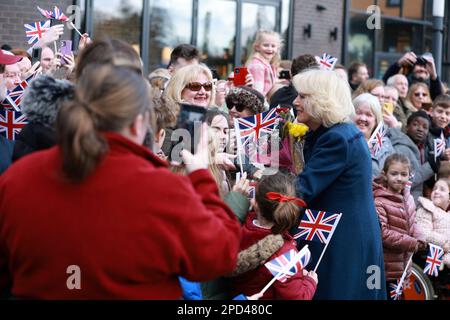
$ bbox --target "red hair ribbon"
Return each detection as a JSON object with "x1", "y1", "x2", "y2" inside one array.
[{"x1": 266, "y1": 192, "x2": 307, "y2": 207}]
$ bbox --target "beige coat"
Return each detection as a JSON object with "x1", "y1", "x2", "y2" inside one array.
[{"x1": 416, "y1": 197, "x2": 450, "y2": 267}]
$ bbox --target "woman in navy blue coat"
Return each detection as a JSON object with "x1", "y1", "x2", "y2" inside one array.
[{"x1": 291, "y1": 69, "x2": 386, "y2": 300}]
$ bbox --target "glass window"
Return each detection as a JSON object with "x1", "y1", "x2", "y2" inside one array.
[
  {"x1": 240, "y1": 3, "x2": 277, "y2": 64},
  {"x1": 147, "y1": 0, "x2": 193, "y2": 72},
  {"x1": 348, "y1": 13, "x2": 374, "y2": 75},
  {"x1": 92, "y1": 0, "x2": 142, "y2": 53},
  {"x1": 377, "y1": 19, "x2": 424, "y2": 53},
  {"x1": 379, "y1": 0, "x2": 400, "y2": 17},
  {"x1": 351, "y1": 0, "x2": 375, "y2": 11},
  {"x1": 280, "y1": 0, "x2": 291, "y2": 59},
  {"x1": 402, "y1": 0, "x2": 424, "y2": 20},
  {"x1": 197, "y1": 0, "x2": 236, "y2": 79}
]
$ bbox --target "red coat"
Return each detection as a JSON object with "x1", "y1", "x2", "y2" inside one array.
[
  {"x1": 0, "y1": 132, "x2": 241, "y2": 299},
  {"x1": 373, "y1": 179, "x2": 423, "y2": 280},
  {"x1": 232, "y1": 213, "x2": 316, "y2": 300}
]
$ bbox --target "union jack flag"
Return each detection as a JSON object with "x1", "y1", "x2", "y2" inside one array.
[
  {"x1": 404, "y1": 173, "x2": 414, "y2": 196},
  {"x1": 1, "y1": 80, "x2": 29, "y2": 112},
  {"x1": 316, "y1": 53, "x2": 338, "y2": 71},
  {"x1": 368, "y1": 121, "x2": 387, "y2": 157},
  {"x1": 0, "y1": 109, "x2": 28, "y2": 140},
  {"x1": 264, "y1": 247, "x2": 311, "y2": 283},
  {"x1": 37, "y1": 6, "x2": 69, "y2": 22},
  {"x1": 434, "y1": 132, "x2": 446, "y2": 161},
  {"x1": 389, "y1": 281, "x2": 403, "y2": 300},
  {"x1": 24, "y1": 20, "x2": 50, "y2": 45},
  {"x1": 424, "y1": 243, "x2": 444, "y2": 277},
  {"x1": 234, "y1": 109, "x2": 279, "y2": 147},
  {"x1": 293, "y1": 209, "x2": 341, "y2": 244}
]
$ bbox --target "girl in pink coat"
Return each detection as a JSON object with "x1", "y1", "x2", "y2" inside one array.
[
  {"x1": 373, "y1": 153, "x2": 426, "y2": 300},
  {"x1": 246, "y1": 30, "x2": 281, "y2": 97}
]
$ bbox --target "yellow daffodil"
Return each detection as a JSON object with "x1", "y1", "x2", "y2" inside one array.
[{"x1": 287, "y1": 122, "x2": 309, "y2": 140}]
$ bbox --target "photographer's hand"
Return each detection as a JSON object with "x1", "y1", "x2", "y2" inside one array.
[
  {"x1": 181, "y1": 123, "x2": 209, "y2": 173},
  {"x1": 398, "y1": 52, "x2": 417, "y2": 67},
  {"x1": 424, "y1": 55, "x2": 438, "y2": 80}
]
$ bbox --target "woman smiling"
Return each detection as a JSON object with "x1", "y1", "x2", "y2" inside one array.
[{"x1": 165, "y1": 64, "x2": 216, "y2": 109}]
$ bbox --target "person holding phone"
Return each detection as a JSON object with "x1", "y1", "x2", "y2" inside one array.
[{"x1": 0, "y1": 63, "x2": 241, "y2": 299}]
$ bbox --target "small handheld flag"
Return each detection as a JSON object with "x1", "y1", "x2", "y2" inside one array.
[
  {"x1": 37, "y1": 6, "x2": 69, "y2": 22},
  {"x1": 293, "y1": 209, "x2": 340, "y2": 244},
  {"x1": 264, "y1": 248, "x2": 310, "y2": 283},
  {"x1": 368, "y1": 121, "x2": 387, "y2": 157},
  {"x1": 424, "y1": 243, "x2": 444, "y2": 277},
  {"x1": 316, "y1": 53, "x2": 338, "y2": 71},
  {"x1": 234, "y1": 109, "x2": 279, "y2": 148},
  {"x1": 1, "y1": 80, "x2": 29, "y2": 112},
  {"x1": 259, "y1": 245, "x2": 310, "y2": 296},
  {"x1": 389, "y1": 281, "x2": 403, "y2": 300},
  {"x1": 434, "y1": 132, "x2": 446, "y2": 161},
  {"x1": 0, "y1": 109, "x2": 28, "y2": 140},
  {"x1": 24, "y1": 20, "x2": 50, "y2": 45}
]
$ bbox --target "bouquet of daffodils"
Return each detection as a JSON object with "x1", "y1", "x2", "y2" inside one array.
[{"x1": 275, "y1": 107, "x2": 309, "y2": 174}]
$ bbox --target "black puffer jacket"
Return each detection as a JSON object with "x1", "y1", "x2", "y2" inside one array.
[{"x1": 12, "y1": 75, "x2": 74, "y2": 162}]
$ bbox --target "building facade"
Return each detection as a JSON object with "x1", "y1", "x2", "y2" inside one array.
[{"x1": 1, "y1": 0, "x2": 449, "y2": 82}]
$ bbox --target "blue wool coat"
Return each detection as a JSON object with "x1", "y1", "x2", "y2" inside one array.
[
  {"x1": 294, "y1": 123, "x2": 386, "y2": 300},
  {"x1": 0, "y1": 136, "x2": 14, "y2": 175}
]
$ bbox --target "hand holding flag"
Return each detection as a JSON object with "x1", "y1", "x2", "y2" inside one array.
[
  {"x1": 434, "y1": 132, "x2": 446, "y2": 161},
  {"x1": 24, "y1": 20, "x2": 50, "y2": 45},
  {"x1": 260, "y1": 245, "x2": 310, "y2": 296},
  {"x1": 424, "y1": 243, "x2": 444, "y2": 277},
  {"x1": 368, "y1": 121, "x2": 387, "y2": 157}
]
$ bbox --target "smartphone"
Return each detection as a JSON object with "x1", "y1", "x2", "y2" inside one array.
[
  {"x1": 233, "y1": 67, "x2": 248, "y2": 87},
  {"x1": 174, "y1": 103, "x2": 207, "y2": 155},
  {"x1": 279, "y1": 70, "x2": 291, "y2": 80},
  {"x1": 60, "y1": 40, "x2": 72, "y2": 65},
  {"x1": 31, "y1": 47, "x2": 42, "y2": 65},
  {"x1": 383, "y1": 102, "x2": 394, "y2": 115}
]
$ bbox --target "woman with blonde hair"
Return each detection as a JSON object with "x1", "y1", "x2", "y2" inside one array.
[
  {"x1": 291, "y1": 69, "x2": 386, "y2": 299},
  {"x1": 165, "y1": 64, "x2": 216, "y2": 109},
  {"x1": 246, "y1": 30, "x2": 282, "y2": 96},
  {"x1": 405, "y1": 82, "x2": 432, "y2": 114}
]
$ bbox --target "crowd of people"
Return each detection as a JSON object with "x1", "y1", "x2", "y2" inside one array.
[{"x1": 0, "y1": 24, "x2": 449, "y2": 300}]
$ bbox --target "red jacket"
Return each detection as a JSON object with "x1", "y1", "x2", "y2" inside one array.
[
  {"x1": 373, "y1": 179, "x2": 423, "y2": 281},
  {"x1": 0, "y1": 132, "x2": 241, "y2": 299},
  {"x1": 232, "y1": 213, "x2": 316, "y2": 300}
]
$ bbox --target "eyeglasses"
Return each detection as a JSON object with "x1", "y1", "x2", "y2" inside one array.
[
  {"x1": 414, "y1": 92, "x2": 428, "y2": 97},
  {"x1": 185, "y1": 82, "x2": 213, "y2": 92},
  {"x1": 226, "y1": 103, "x2": 246, "y2": 112},
  {"x1": 4, "y1": 73, "x2": 21, "y2": 79}
]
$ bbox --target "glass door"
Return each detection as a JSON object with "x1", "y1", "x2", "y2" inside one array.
[{"x1": 240, "y1": 2, "x2": 278, "y2": 65}]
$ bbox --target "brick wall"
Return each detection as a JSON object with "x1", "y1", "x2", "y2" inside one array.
[
  {"x1": 0, "y1": 0, "x2": 73, "y2": 51},
  {"x1": 292, "y1": 0, "x2": 344, "y2": 62}
]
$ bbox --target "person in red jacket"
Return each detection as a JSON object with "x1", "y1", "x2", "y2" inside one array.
[
  {"x1": 0, "y1": 63, "x2": 241, "y2": 299},
  {"x1": 373, "y1": 153, "x2": 426, "y2": 300},
  {"x1": 231, "y1": 172, "x2": 317, "y2": 300}
]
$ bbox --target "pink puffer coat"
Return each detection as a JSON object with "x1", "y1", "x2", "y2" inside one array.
[{"x1": 373, "y1": 179, "x2": 424, "y2": 281}]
